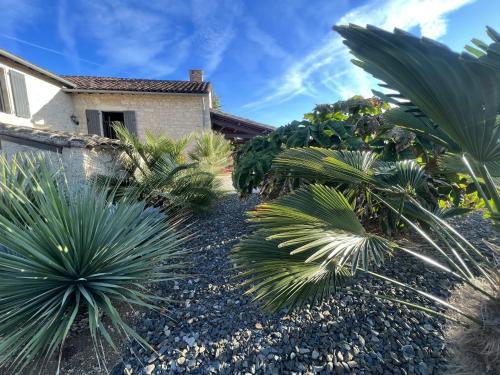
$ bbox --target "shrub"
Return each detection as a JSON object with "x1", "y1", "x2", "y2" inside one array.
[
  {"x1": 232, "y1": 96, "x2": 447, "y2": 199},
  {"x1": 189, "y1": 130, "x2": 232, "y2": 174},
  {"x1": 113, "y1": 126, "x2": 221, "y2": 214},
  {"x1": 0, "y1": 157, "x2": 182, "y2": 372},
  {"x1": 232, "y1": 25, "x2": 500, "y2": 368}
]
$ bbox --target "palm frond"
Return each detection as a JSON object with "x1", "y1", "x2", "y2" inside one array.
[
  {"x1": 334, "y1": 24, "x2": 500, "y2": 163},
  {"x1": 232, "y1": 184, "x2": 394, "y2": 312},
  {"x1": 189, "y1": 130, "x2": 232, "y2": 174},
  {"x1": 273, "y1": 147, "x2": 380, "y2": 186}
]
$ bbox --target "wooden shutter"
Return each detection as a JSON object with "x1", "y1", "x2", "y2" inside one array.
[
  {"x1": 9, "y1": 70, "x2": 30, "y2": 118},
  {"x1": 0, "y1": 68, "x2": 11, "y2": 114},
  {"x1": 86, "y1": 110, "x2": 102, "y2": 135},
  {"x1": 123, "y1": 111, "x2": 137, "y2": 135}
]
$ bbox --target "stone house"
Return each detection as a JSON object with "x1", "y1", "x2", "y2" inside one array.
[{"x1": 0, "y1": 47, "x2": 272, "y2": 182}]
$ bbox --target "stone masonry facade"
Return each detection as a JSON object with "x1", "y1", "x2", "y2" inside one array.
[
  {"x1": 0, "y1": 123, "x2": 121, "y2": 188},
  {"x1": 71, "y1": 92, "x2": 211, "y2": 140}
]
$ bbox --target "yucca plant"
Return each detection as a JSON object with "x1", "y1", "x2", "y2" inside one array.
[
  {"x1": 232, "y1": 25, "x2": 500, "y2": 375},
  {"x1": 0, "y1": 156, "x2": 182, "y2": 374},
  {"x1": 189, "y1": 130, "x2": 232, "y2": 175}
]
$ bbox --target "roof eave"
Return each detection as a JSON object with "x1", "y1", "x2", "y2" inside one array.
[
  {"x1": 63, "y1": 88, "x2": 209, "y2": 96},
  {"x1": 0, "y1": 49, "x2": 76, "y2": 88}
]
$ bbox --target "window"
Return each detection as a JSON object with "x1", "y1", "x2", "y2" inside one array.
[
  {"x1": 85, "y1": 110, "x2": 136, "y2": 138},
  {"x1": 101, "y1": 112, "x2": 124, "y2": 139},
  {"x1": 0, "y1": 67, "x2": 11, "y2": 114}
]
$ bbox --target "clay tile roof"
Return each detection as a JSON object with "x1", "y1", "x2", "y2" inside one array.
[
  {"x1": 61, "y1": 76, "x2": 210, "y2": 94},
  {"x1": 0, "y1": 123, "x2": 121, "y2": 150}
]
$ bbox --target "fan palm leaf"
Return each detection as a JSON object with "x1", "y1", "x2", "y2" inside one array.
[
  {"x1": 334, "y1": 24, "x2": 500, "y2": 163},
  {"x1": 272, "y1": 148, "x2": 380, "y2": 186},
  {"x1": 232, "y1": 184, "x2": 395, "y2": 312}
]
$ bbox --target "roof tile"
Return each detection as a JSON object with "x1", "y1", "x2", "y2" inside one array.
[{"x1": 61, "y1": 76, "x2": 210, "y2": 94}]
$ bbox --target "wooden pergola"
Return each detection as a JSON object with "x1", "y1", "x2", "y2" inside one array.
[{"x1": 210, "y1": 109, "x2": 273, "y2": 143}]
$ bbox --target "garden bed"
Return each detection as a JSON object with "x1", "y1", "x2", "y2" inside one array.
[{"x1": 101, "y1": 194, "x2": 497, "y2": 375}]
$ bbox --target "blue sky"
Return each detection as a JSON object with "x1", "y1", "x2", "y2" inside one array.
[{"x1": 1, "y1": 0, "x2": 499, "y2": 127}]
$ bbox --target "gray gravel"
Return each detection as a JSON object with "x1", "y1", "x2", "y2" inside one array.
[{"x1": 112, "y1": 195, "x2": 497, "y2": 375}]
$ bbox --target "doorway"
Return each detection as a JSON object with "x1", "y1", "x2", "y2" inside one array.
[{"x1": 101, "y1": 112, "x2": 124, "y2": 139}]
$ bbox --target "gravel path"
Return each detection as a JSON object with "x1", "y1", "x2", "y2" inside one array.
[{"x1": 112, "y1": 195, "x2": 497, "y2": 375}]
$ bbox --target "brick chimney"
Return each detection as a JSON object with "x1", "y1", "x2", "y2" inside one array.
[{"x1": 189, "y1": 69, "x2": 204, "y2": 82}]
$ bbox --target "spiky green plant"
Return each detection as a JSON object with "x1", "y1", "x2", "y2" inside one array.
[
  {"x1": 125, "y1": 154, "x2": 221, "y2": 214},
  {"x1": 0, "y1": 156, "x2": 182, "y2": 373},
  {"x1": 189, "y1": 130, "x2": 232, "y2": 174}
]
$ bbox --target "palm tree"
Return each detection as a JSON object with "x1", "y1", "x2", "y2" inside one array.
[
  {"x1": 231, "y1": 26, "x2": 499, "y2": 325},
  {"x1": 110, "y1": 125, "x2": 221, "y2": 214}
]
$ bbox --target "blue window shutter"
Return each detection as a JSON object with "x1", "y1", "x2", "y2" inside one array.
[{"x1": 9, "y1": 70, "x2": 30, "y2": 118}]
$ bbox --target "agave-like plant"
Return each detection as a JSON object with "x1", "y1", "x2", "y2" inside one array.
[
  {"x1": 0, "y1": 156, "x2": 182, "y2": 373},
  {"x1": 232, "y1": 25, "x2": 499, "y2": 327}
]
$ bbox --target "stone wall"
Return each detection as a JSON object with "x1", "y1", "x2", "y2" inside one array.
[
  {"x1": 0, "y1": 123, "x2": 121, "y2": 188},
  {"x1": 0, "y1": 56, "x2": 77, "y2": 132},
  {"x1": 71, "y1": 92, "x2": 211, "y2": 141}
]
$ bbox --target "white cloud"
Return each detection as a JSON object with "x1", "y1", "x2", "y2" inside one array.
[
  {"x1": 244, "y1": 0, "x2": 474, "y2": 110},
  {"x1": 76, "y1": 0, "x2": 191, "y2": 77},
  {"x1": 191, "y1": 0, "x2": 242, "y2": 75},
  {"x1": 244, "y1": 18, "x2": 289, "y2": 60},
  {"x1": 53, "y1": 0, "x2": 241, "y2": 77}
]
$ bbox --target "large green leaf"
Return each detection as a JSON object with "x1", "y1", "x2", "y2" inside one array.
[
  {"x1": 232, "y1": 184, "x2": 394, "y2": 312},
  {"x1": 383, "y1": 107, "x2": 460, "y2": 152},
  {"x1": 272, "y1": 147, "x2": 380, "y2": 186},
  {"x1": 334, "y1": 24, "x2": 500, "y2": 163}
]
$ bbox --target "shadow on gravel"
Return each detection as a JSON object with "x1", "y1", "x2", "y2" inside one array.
[{"x1": 113, "y1": 198, "x2": 497, "y2": 375}]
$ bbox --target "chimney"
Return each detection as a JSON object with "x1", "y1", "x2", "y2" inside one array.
[{"x1": 189, "y1": 69, "x2": 203, "y2": 82}]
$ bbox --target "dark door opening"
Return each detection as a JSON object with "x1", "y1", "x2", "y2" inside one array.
[{"x1": 102, "y1": 111, "x2": 124, "y2": 139}]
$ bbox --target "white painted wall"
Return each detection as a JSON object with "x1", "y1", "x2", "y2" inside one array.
[{"x1": 0, "y1": 56, "x2": 77, "y2": 132}]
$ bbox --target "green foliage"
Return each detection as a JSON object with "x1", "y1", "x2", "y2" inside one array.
[
  {"x1": 334, "y1": 23, "x2": 500, "y2": 223},
  {"x1": 0, "y1": 156, "x2": 182, "y2": 373},
  {"x1": 124, "y1": 154, "x2": 221, "y2": 214},
  {"x1": 113, "y1": 126, "x2": 221, "y2": 214},
  {"x1": 233, "y1": 96, "x2": 394, "y2": 198},
  {"x1": 232, "y1": 184, "x2": 394, "y2": 312},
  {"x1": 114, "y1": 125, "x2": 190, "y2": 169},
  {"x1": 189, "y1": 130, "x2": 233, "y2": 174},
  {"x1": 232, "y1": 25, "x2": 499, "y2": 323},
  {"x1": 211, "y1": 91, "x2": 222, "y2": 109}
]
